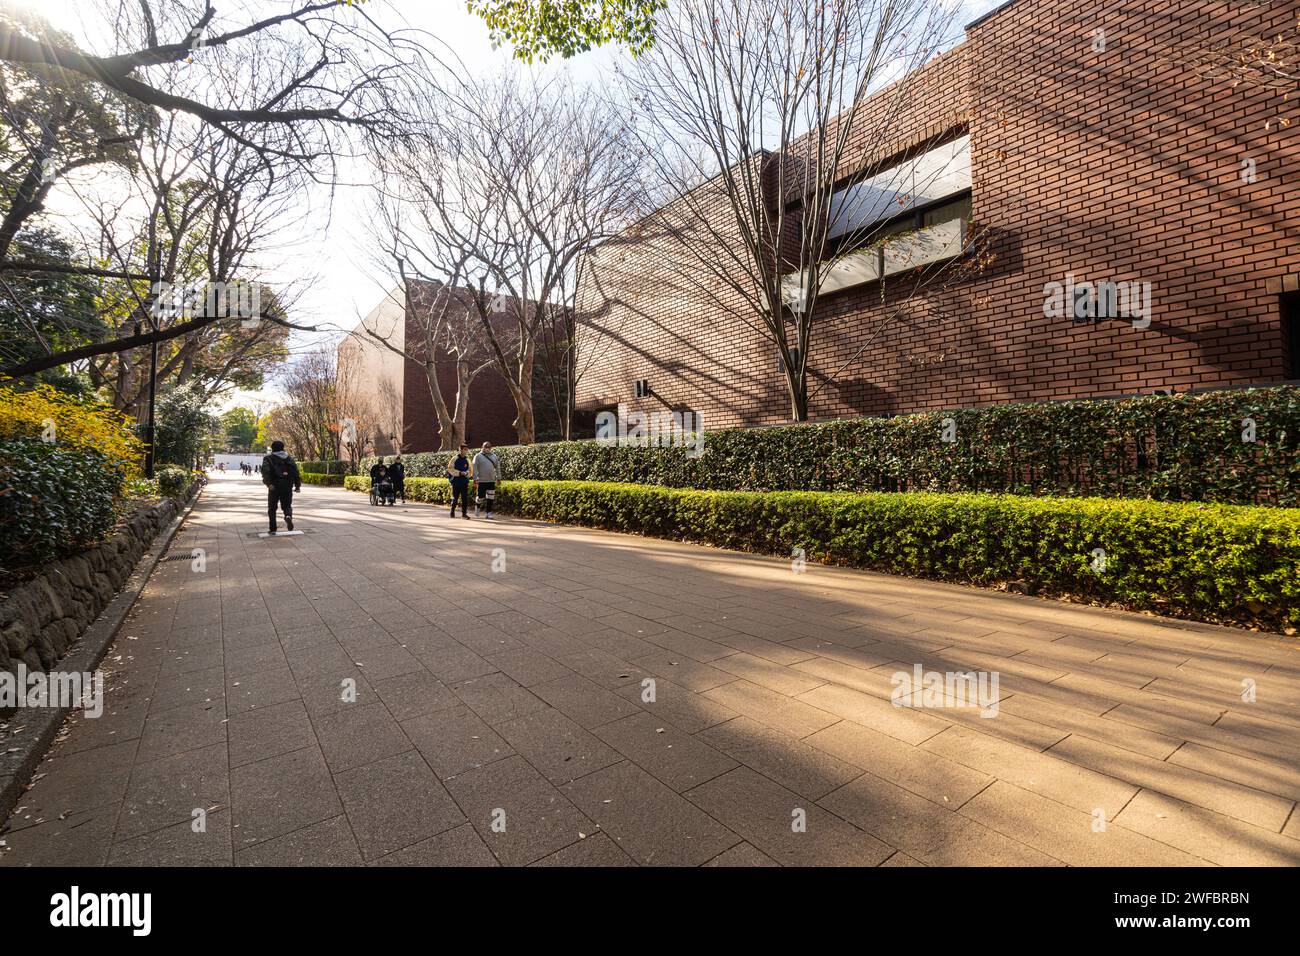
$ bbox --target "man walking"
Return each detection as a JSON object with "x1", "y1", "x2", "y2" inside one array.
[
  {"x1": 472, "y1": 441, "x2": 501, "y2": 520},
  {"x1": 447, "y1": 444, "x2": 471, "y2": 518},
  {"x1": 390, "y1": 454, "x2": 406, "y2": 504},
  {"x1": 261, "y1": 440, "x2": 302, "y2": 534}
]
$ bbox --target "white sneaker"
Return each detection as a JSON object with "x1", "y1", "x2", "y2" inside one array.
[{"x1": 486, "y1": 513, "x2": 495, "y2": 521}]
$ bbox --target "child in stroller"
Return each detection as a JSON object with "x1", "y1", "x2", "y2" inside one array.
[{"x1": 369, "y1": 465, "x2": 397, "y2": 506}]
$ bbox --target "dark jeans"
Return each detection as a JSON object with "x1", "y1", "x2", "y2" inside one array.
[
  {"x1": 267, "y1": 483, "x2": 293, "y2": 529},
  {"x1": 393, "y1": 478, "x2": 405, "y2": 500},
  {"x1": 476, "y1": 481, "x2": 495, "y2": 513},
  {"x1": 450, "y1": 480, "x2": 470, "y2": 516}
]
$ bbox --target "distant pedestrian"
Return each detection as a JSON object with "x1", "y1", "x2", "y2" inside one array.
[
  {"x1": 369, "y1": 457, "x2": 386, "y2": 491},
  {"x1": 447, "y1": 444, "x2": 471, "y2": 518},
  {"x1": 472, "y1": 441, "x2": 501, "y2": 520},
  {"x1": 260, "y1": 440, "x2": 302, "y2": 534},
  {"x1": 390, "y1": 455, "x2": 406, "y2": 504}
]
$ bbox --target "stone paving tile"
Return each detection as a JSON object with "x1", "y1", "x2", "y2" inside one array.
[
  {"x1": 149, "y1": 662, "x2": 227, "y2": 713},
  {"x1": 630, "y1": 650, "x2": 741, "y2": 693},
  {"x1": 136, "y1": 700, "x2": 227, "y2": 763},
  {"x1": 117, "y1": 741, "x2": 230, "y2": 842},
  {"x1": 232, "y1": 816, "x2": 364, "y2": 868},
  {"x1": 6, "y1": 477, "x2": 1299, "y2": 867},
  {"x1": 109, "y1": 809, "x2": 233, "y2": 866},
  {"x1": 686, "y1": 767, "x2": 893, "y2": 867},
  {"x1": 703, "y1": 842, "x2": 780, "y2": 867},
  {"x1": 334, "y1": 751, "x2": 465, "y2": 862},
  {"x1": 401, "y1": 705, "x2": 514, "y2": 778},
  {"x1": 371, "y1": 823, "x2": 498, "y2": 867},
  {"x1": 1112, "y1": 790, "x2": 1300, "y2": 866},
  {"x1": 227, "y1": 699, "x2": 316, "y2": 768},
  {"x1": 311, "y1": 702, "x2": 412, "y2": 773},
  {"x1": 372, "y1": 669, "x2": 461, "y2": 722},
  {"x1": 796, "y1": 683, "x2": 951, "y2": 745},
  {"x1": 803, "y1": 720, "x2": 993, "y2": 807},
  {"x1": 703, "y1": 679, "x2": 839, "y2": 739},
  {"x1": 562, "y1": 760, "x2": 740, "y2": 866},
  {"x1": 616, "y1": 676, "x2": 738, "y2": 735},
  {"x1": 959, "y1": 781, "x2": 1207, "y2": 866},
  {"x1": 594, "y1": 711, "x2": 738, "y2": 793},
  {"x1": 230, "y1": 746, "x2": 341, "y2": 848},
  {"x1": 4, "y1": 739, "x2": 138, "y2": 832},
  {"x1": 0, "y1": 809, "x2": 116, "y2": 866},
  {"x1": 1047, "y1": 734, "x2": 1293, "y2": 830},
  {"x1": 996, "y1": 694, "x2": 1182, "y2": 759},
  {"x1": 531, "y1": 831, "x2": 637, "y2": 866},
  {"x1": 445, "y1": 755, "x2": 594, "y2": 866},
  {"x1": 531, "y1": 673, "x2": 642, "y2": 729},
  {"x1": 1166, "y1": 741, "x2": 1300, "y2": 802},
  {"x1": 485, "y1": 647, "x2": 575, "y2": 687},
  {"x1": 923, "y1": 726, "x2": 1137, "y2": 817},
  {"x1": 819, "y1": 772, "x2": 1058, "y2": 866},
  {"x1": 699, "y1": 717, "x2": 862, "y2": 800},
  {"x1": 496, "y1": 708, "x2": 623, "y2": 785},
  {"x1": 452, "y1": 672, "x2": 549, "y2": 726}
]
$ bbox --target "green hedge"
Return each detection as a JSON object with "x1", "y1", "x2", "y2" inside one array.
[
  {"x1": 343, "y1": 475, "x2": 1300, "y2": 630},
  {"x1": 299, "y1": 460, "x2": 353, "y2": 476},
  {"x1": 1, "y1": 439, "x2": 123, "y2": 573},
  {"x1": 301, "y1": 471, "x2": 345, "y2": 487},
  {"x1": 365, "y1": 387, "x2": 1300, "y2": 506},
  {"x1": 155, "y1": 465, "x2": 191, "y2": 499}
]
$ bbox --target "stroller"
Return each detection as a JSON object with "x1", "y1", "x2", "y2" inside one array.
[{"x1": 370, "y1": 474, "x2": 397, "y2": 506}]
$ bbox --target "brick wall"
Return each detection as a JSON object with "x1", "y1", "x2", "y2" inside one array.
[{"x1": 575, "y1": 0, "x2": 1300, "y2": 429}]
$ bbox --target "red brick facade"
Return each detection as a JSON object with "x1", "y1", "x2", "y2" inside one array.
[{"x1": 575, "y1": 0, "x2": 1300, "y2": 430}]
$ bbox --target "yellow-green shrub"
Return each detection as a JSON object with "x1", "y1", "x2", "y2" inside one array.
[{"x1": 0, "y1": 384, "x2": 144, "y2": 476}]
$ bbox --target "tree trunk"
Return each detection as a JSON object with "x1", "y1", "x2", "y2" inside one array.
[
  {"x1": 510, "y1": 347, "x2": 536, "y2": 444},
  {"x1": 423, "y1": 359, "x2": 458, "y2": 451}
]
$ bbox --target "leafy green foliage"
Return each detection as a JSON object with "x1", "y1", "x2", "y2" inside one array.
[
  {"x1": 0, "y1": 438, "x2": 122, "y2": 572},
  {"x1": 343, "y1": 475, "x2": 1300, "y2": 630},
  {"x1": 298, "y1": 460, "x2": 354, "y2": 475},
  {"x1": 155, "y1": 465, "x2": 192, "y2": 499},
  {"x1": 466, "y1": 0, "x2": 661, "y2": 61},
  {"x1": 219, "y1": 407, "x2": 259, "y2": 453},
  {"x1": 300, "y1": 471, "x2": 345, "y2": 486},
  {"x1": 374, "y1": 387, "x2": 1300, "y2": 506},
  {"x1": 150, "y1": 383, "x2": 219, "y2": 467}
]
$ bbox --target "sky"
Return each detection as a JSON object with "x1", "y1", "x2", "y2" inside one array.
[{"x1": 24, "y1": 0, "x2": 1005, "y2": 411}]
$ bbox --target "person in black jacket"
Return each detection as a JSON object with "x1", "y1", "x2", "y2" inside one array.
[
  {"x1": 389, "y1": 455, "x2": 406, "y2": 503},
  {"x1": 261, "y1": 441, "x2": 302, "y2": 534},
  {"x1": 446, "y1": 444, "x2": 471, "y2": 518}
]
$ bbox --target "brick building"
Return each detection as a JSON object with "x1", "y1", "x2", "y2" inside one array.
[
  {"x1": 338, "y1": 283, "x2": 520, "y2": 454},
  {"x1": 575, "y1": 0, "x2": 1300, "y2": 430}
]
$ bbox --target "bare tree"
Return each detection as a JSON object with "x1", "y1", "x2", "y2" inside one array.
[
  {"x1": 0, "y1": 0, "x2": 434, "y2": 381},
  {"x1": 371, "y1": 72, "x2": 646, "y2": 444},
  {"x1": 620, "y1": 0, "x2": 971, "y2": 421}
]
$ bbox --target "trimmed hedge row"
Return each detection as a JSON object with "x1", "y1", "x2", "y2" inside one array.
[
  {"x1": 363, "y1": 387, "x2": 1300, "y2": 506},
  {"x1": 299, "y1": 460, "x2": 354, "y2": 476},
  {"x1": 301, "y1": 471, "x2": 345, "y2": 487},
  {"x1": 342, "y1": 475, "x2": 1300, "y2": 630},
  {"x1": 1, "y1": 439, "x2": 123, "y2": 573}
]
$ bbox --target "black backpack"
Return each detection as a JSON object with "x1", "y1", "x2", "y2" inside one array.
[{"x1": 264, "y1": 455, "x2": 293, "y2": 484}]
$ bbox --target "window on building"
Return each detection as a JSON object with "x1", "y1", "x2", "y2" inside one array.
[{"x1": 1283, "y1": 291, "x2": 1300, "y2": 380}]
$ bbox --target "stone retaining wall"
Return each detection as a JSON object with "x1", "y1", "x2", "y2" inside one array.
[{"x1": 0, "y1": 493, "x2": 188, "y2": 675}]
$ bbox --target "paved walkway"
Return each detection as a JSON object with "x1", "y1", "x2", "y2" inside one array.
[{"x1": 2, "y1": 473, "x2": 1298, "y2": 866}]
